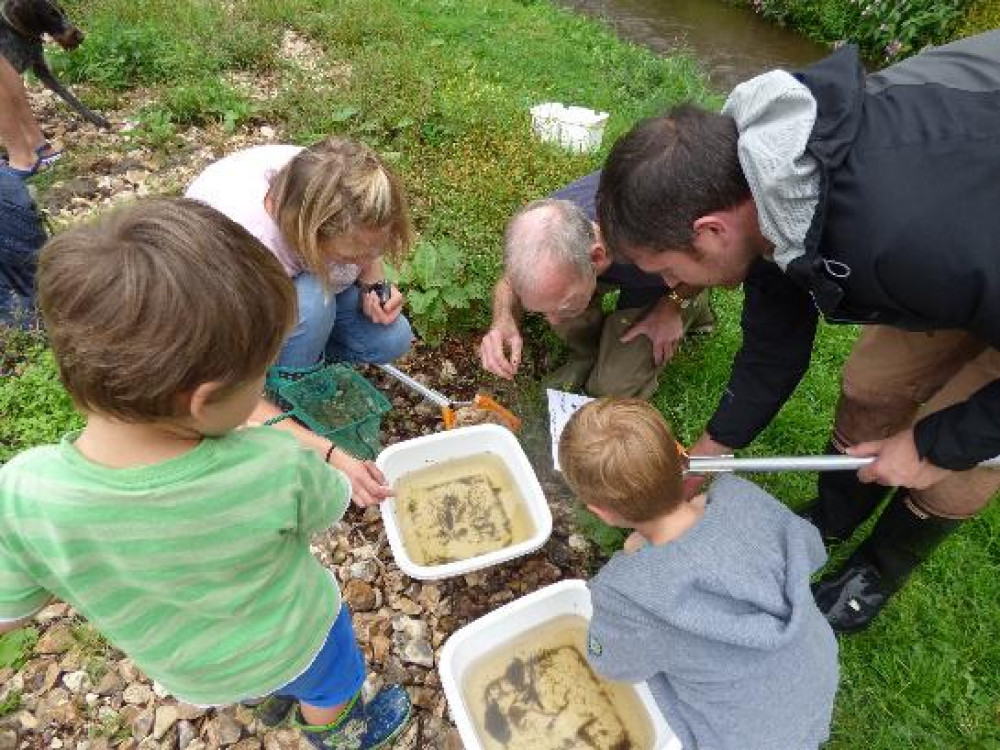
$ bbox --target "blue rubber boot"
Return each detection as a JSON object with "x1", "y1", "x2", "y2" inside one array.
[{"x1": 297, "y1": 685, "x2": 412, "y2": 750}]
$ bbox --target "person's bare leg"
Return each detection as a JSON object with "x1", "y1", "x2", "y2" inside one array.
[
  {"x1": 299, "y1": 699, "x2": 349, "y2": 726},
  {"x1": 0, "y1": 58, "x2": 46, "y2": 171}
]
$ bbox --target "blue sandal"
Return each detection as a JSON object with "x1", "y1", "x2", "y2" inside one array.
[{"x1": 3, "y1": 143, "x2": 62, "y2": 179}]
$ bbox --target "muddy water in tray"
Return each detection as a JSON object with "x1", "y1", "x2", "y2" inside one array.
[
  {"x1": 394, "y1": 453, "x2": 534, "y2": 565},
  {"x1": 463, "y1": 615, "x2": 654, "y2": 749}
]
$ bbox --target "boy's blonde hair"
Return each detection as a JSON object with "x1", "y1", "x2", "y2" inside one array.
[
  {"x1": 267, "y1": 136, "x2": 413, "y2": 286},
  {"x1": 559, "y1": 398, "x2": 685, "y2": 523},
  {"x1": 38, "y1": 198, "x2": 297, "y2": 422}
]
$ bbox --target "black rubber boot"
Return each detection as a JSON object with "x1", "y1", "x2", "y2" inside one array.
[
  {"x1": 813, "y1": 492, "x2": 961, "y2": 633},
  {"x1": 798, "y1": 441, "x2": 890, "y2": 544}
]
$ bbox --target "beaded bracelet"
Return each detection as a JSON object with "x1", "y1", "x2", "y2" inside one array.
[{"x1": 324, "y1": 443, "x2": 337, "y2": 463}]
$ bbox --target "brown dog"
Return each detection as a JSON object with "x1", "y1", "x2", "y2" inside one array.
[{"x1": 0, "y1": 0, "x2": 110, "y2": 128}]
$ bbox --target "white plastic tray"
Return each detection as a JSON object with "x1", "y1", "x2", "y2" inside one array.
[
  {"x1": 375, "y1": 424, "x2": 553, "y2": 580},
  {"x1": 530, "y1": 101, "x2": 609, "y2": 153},
  {"x1": 439, "y1": 579, "x2": 680, "y2": 750}
]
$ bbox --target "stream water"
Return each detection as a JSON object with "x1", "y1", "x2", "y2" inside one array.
[{"x1": 558, "y1": 0, "x2": 831, "y2": 91}]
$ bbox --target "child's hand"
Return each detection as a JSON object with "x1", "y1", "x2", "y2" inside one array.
[
  {"x1": 623, "y1": 530, "x2": 648, "y2": 553},
  {"x1": 329, "y1": 449, "x2": 393, "y2": 507},
  {"x1": 361, "y1": 285, "x2": 404, "y2": 325}
]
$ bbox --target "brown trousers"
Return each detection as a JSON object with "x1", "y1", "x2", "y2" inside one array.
[
  {"x1": 550, "y1": 285, "x2": 661, "y2": 399},
  {"x1": 833, "y1": 326, "x2": 1000, "y2": 518}
]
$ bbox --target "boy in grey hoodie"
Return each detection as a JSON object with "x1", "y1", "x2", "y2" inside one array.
[{"x1": 560, "y1": 398, "x2": 838, "y2": 750}]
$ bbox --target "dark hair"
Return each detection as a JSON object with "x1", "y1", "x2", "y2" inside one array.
[
  {"x1": 39, "y1": 197, "x2": 297, "y2": 421},
  {"x1": 597, "y1": 104, "x2": 751, "y2": 256}
]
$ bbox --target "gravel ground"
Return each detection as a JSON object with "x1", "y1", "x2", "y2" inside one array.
[{"x1": 1, "y1": 72, "x2": 595, "y2": 750}]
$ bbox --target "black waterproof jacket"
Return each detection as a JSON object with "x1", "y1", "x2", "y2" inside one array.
[{"x1": 707, "y1": 32, "x2": 1000, "y2": 470}]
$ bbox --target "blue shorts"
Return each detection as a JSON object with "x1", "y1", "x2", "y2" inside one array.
[{"x1": 276, "y1": 604, "x2": 367, "y2": 708}]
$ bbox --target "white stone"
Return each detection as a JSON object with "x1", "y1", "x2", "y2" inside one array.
[
  {"x1": 392, "y1": 616, "x2": 428, "y2": 641},
  {"x1": 177, "y1": 720, "x2": 197, "y2": 750},
  {"x1": 347, "y1": 559, "x2": 379, "y2": 582},
  {"x1": 62, "y1": 669, "x2": 90, "y2": 693},
  {"x1": 123, "y1": 683, "x2": 154, "y2": 705},
  {"x1": 152, "y1": 705, "x2": 179, "y2": 740},
  {"x1": 400, "y1": 638, "x2": 435, "y2": 668},
  {"x1": 17, "y1": 710, "x2": 38, "y2": 730}
]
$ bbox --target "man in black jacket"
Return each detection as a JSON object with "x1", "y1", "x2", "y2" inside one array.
[{"x1": 596, "y1": 30, "x2": 1000, "y2": 632}]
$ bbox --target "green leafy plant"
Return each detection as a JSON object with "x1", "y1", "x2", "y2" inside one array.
[
  {"x1": 127, "y1": 106, "x2": 180, "y2": 150},
  {"x1": 390, "y1": 239, "x2": 490, "y2": 345},
  {"x1": 0, "y1": 628, "x2": 38, "y2": 670},
  {"x1": 0, "y1": 689, "x2": 21, "y2": 718},
  {"x1": 0, "y1": 348, "x2": 83, "y2": 462},
  {"x1": 163, "y1": 80, "x2": 256, "y2": 132},
  {"x1": 51, "y1": 24, "x2": 174, "y2": 90},
  {"x1": 740, "y1": 0, "x2": 972, "y2": 62},
  {"x1": 849, "y1": 0, "x2": 970, "y2": 61}
]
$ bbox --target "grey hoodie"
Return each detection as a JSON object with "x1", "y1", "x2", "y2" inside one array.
[
  {"x1": 721, "y1": 70, "x2": 819, "y2": 272},
  {"x1": 586, "y1": 475, "x2": 838, "y2": 750}
]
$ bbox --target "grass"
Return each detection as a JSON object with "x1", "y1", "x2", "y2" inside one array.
[
  {"x1": 3, "y1": 0, "x2": 999, "y2": 747},
  {"x1": 960, "y1": 0, "x2": 1000, "y2": 34}
]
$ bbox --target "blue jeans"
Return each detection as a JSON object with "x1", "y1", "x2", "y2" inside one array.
[
  {"x1": 0, "y1": 166, "x2": 45, "y2": 328},
  {"x1": 278, "y1": 275, "x2": 413, "y2": 368}
]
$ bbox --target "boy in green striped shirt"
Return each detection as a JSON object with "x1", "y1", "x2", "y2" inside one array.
[{"x1": 0, "y1": 199, "x2": 410, "y2": 749}]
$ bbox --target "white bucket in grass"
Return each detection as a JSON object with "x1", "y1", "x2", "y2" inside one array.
[
  {"x1": 530, "y1": 102, "x2": 609, "y2": 153},
  {"x1": 440, "y1": 579, "x2": 680, "y2": 750},
  {"x1": 376, "y1": 424, "x2": 552, "y2": 580}
]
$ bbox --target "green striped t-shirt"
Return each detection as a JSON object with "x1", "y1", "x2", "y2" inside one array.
[{"x1": 0, "y1": 427, "x2": 351, "y2": 705}]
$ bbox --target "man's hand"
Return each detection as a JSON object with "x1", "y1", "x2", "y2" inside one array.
[
  {"x1": 361, "y1": 284, "x2": 404, "y2": 325},
  {"x1": 849, "y1": 429, "x2": 952, "y2": 490},
  {"x1": 620, "y1": 297, "x2": 684, "y2": 366},
  {"x1": 480, "y1": 317, "x2": 523, "y2": 379},
  {"x1": 682, "y1": 432, "x2": 732, "y2": 500},
  {"x1": 329, "y1": 449, "x2": 393, "y2": 507}
]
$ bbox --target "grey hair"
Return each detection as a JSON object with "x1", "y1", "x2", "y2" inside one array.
[{"x1": 504, "y1": 198, "x2": 596, "y2": 295}]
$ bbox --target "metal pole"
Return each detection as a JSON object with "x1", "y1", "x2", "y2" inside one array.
[
  {"x1": 377, "y1": 364, "x2": 452, "y2": 408},
  {"x1": 685, "y1": 454, "x2": 1000, "y2": 474}
]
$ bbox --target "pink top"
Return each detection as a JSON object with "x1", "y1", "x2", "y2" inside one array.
[{"x1": 186, "y1": 145, "x2": 360, "y2": 293}]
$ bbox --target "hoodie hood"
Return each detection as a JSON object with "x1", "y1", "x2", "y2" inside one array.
[{"x1": 722, "y1": 70, "x2": 821, "y2": 272}]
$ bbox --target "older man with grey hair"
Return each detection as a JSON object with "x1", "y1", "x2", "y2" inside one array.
[{"x1": 480, "y1": 172, "x2": 713, "y2": 398}]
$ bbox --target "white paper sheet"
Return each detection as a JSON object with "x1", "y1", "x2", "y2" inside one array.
[{"x1": 546, "y1": 388, "x2": 594, "y2": 471}]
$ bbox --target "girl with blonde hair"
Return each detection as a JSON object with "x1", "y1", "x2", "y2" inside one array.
[{"x1": 187, "y1": 136, "x2": 414, "y2": 506}]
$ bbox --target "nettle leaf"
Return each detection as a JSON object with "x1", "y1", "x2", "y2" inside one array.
[
  {"x1": 441, "y1": 285, "x2": 470, "y2": 309},
  {"x1": 465, "y1": 278, "x2": 489, "y2": 301},
  {"x1": 0, "y1": 628, "x2": 37, "y2": 669},
  {"x1": 408, "y1": 245, "x2": 438, "y2": 285},
  {"x1": 406, "y1": 288, "x2": 439, "y2": 315}
]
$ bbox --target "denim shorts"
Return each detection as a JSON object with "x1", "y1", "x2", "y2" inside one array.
[
  {"x1": 277, "y1": 275, "x2": 412, "y2": 368},
  {"x1": 0, "y1": 167, "x2": 46, "y2": 326},
  {"x1": 276, "y1": 604, "x2": 366, "y2": 708}
]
